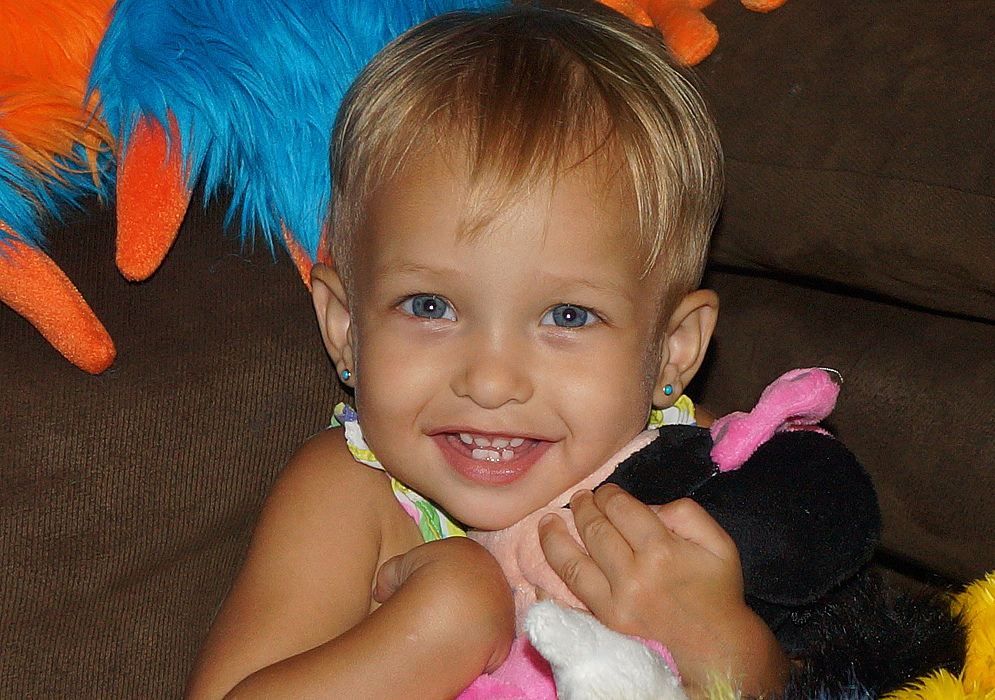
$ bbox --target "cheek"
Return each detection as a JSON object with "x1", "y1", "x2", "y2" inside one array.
[
  {"x1": 352, "y1": 323, "x2": 399, "y2": 410},
  {"x1": 553, "y1": 341, "x2": 656, "y2": 431},
  {"x1": 639, "y1": 344, "x2": 665, "y2": 398},
  {"x1": 352, "y1": 321, "x2": 446, "y2": 417}
]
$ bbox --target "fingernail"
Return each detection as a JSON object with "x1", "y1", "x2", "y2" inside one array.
[
  {"x1": 571, "y1": 489, "x2": 591, "y2": 504},
  {"x1": 538, "y1": 513, "x2": 555, "y2": 528}
]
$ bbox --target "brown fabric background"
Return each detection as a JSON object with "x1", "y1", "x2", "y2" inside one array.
[
  {"x1": 688, "y1": 0, "x2": 995, "y2": 581},
  {"x1": 1, "y1": 202, "x2": 343, "y2": 699}
]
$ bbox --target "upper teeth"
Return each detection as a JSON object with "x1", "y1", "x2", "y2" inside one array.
[{"x1": 460, "y1": 433, "x2": 525, "y2": 448}]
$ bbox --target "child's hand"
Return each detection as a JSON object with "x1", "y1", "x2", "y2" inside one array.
[
  {"x1": 537, "y1": 484, "x2": 788, "y2": 697},
  {"x1": 374, "y1": 537, "x2": 516, "y2": 675},
  {"x1": 538, "y1": 485, "x2": 741, "y2": 638}
]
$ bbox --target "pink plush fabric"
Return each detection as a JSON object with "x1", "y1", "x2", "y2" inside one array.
[
  {"x1": 456, "y1": 622, "x2": 677, "y2": 700},
  {"x1": 469, "y1": 369, "x2": 841, "y2": 627},
  {"x1": 457, "y1": 637, "x2": 556, "y2": 700},
  {"x1": 462, "y1": 368, "x2": 839, "y2": 699},
  {"x1": 462, "y1": 430, "x2": 666, "y2": 699}
]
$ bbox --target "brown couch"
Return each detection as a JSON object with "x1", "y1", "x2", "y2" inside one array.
[{"x1": 2, "y1": 0, "x2": 992, "y2": 698}]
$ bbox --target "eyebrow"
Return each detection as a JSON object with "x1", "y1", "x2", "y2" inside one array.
[
  {"x1": 545, "y1": 274, "x2": 642, "y2": 308},
  {"x1": 373, "y1": 261, "x2": 460, "y2": 279},
  {"x1": 380, "y1": 261, "x2": 633, "y2": 292}
]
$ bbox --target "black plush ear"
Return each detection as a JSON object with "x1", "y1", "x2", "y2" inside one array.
[{"x1": 693, "y1": 431, "x2": 881, "y2": 613}]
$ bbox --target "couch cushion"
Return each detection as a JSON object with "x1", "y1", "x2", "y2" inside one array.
[{"x1": 700, "y1": 0, "x2": 995, "y2": 321}]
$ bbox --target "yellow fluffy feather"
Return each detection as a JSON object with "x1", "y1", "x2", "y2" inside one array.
[
  {"x1": 886, "y1": 573, "x2": 995, "y2": 700},
  {"x1": 953, "y1": 573, "x2": 995, "y2": 697}
]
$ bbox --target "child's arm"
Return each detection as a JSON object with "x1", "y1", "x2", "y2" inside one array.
[
  {"x1": 538, "y1": 484, "x2": 788, "y2": 698},
  {"x1": 185, "y1": 430, "x2": 514, "y2": 700}
]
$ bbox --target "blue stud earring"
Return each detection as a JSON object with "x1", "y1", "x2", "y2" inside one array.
[
  {"x1": 663, "y1": 384, "x2": 674, "y2": 396},
  {"x1": 341, "y1": 369, "x2": 352, "y2": 382}
]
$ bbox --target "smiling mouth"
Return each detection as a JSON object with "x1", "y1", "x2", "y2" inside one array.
[{"x1": 433, "y1": 431, "x2": 550, "y2": 485}]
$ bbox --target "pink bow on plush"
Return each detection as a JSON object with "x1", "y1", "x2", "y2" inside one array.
[{"x1": 709, "y1": 367, "x2": 841, "y2": 472}]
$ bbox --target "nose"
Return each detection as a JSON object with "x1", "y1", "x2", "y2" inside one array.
[{"x1": 451, "y1": 332, "x2": 534, "y2": 409}]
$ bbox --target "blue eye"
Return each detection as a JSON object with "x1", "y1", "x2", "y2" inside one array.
[
  {"x1": 402, "y1": 294, "x2": 456, "y2": 320},
  {"x1": 542, "y1": 304, "x2": 594, "y2": 328}
]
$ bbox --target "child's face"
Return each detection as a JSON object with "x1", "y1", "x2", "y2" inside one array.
[{"x1": 334, "y1": 151, "x2": 677, "y2": 531}]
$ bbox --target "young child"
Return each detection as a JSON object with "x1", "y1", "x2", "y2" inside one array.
[{"x1": 185, "y1": 3, "x2": 790, "y2": 699}]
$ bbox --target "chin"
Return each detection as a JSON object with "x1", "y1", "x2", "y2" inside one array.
[{"x1": 455, "y1": 504, "x2": 533, "y2": 533}]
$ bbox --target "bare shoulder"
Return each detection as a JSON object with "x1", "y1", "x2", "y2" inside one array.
[
  {"x1": 270, "y1": 428, "x2": 423, "y2": 566},
  {"x1": 694, "y1": 405, "x2": 716, "y2": 428},
  {"x1": 267, "y1": 426, "x2": 389, "y2": 520},
  {"x1": 232, "y1": 427, "x2": 394, "y2": 615},
  {"x1": 187, "y1": 428, "x2": 408, "y2": 699}
]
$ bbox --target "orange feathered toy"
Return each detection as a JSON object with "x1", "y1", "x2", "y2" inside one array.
[
  {"x1": 598, "y1": 0, "x2": 788, "y2": 65},
  {"x1": 0, "y1": 0, "x2": 116, "y2": 374}
]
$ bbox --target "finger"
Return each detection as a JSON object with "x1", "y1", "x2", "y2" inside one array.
[
  {"x1": 538, "y1": 512, "x2": 611, "y2": 607},
  {"x1": 372, "y1": 540, "x2": 446, "y2": 603},
  {"x1": 654, "y1": 498, "x2": 739, "y2": 561},
  {"x1": 591, "y1": 483, "x2": 675, "y2": 552},
  {"x1": 567, "y1": 489, "x2": 639, "y2": 581},
  {"x1": 372, "y1": 552, "x2": 409, "y2": 603}
]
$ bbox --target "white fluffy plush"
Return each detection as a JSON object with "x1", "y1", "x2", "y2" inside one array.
[{"x1": 524, "y1": 601, "x2": 688, "y2": 700}]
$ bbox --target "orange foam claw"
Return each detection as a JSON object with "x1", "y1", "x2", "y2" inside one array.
[
  {"x1": 282, "y1": 222, "x2": 315, "y2": 290},
  {"x1": 281, "y1": 222, "x2": 332, "y2": 291},
  {"x1": 741, "y1": 0, "x2": 789, "y2": 11},
  {"x1": 644, "y1": 0, "x2": 719, "y2": 65},
  {"x1": 595, "y1": 0, "x2": 654, "y2": 26},
  {"x1": 116, "y1": 114, "x2": 192, "y2": 281},
  {"x1": 0, "y1": 226, "x2": 115, "y2": 374}
]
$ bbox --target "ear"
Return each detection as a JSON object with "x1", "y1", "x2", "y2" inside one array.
[
  {"x1": 652, "y1": 289, "x2": 719, "y2": 407},
  {"x1": 311, "y1": 263, "x2": 355, "y2": 384}
]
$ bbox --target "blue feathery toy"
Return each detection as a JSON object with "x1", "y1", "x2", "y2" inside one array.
[
  {"x1": 0, "y1": 137, "x2": 111, "y2": 249},
  {"x1": 89, "y1": 0, "x2": 501, "y2": 283}
]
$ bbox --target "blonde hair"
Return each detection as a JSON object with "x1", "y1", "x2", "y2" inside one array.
[{"x1": 326, "y1": 0, "x2": 723, "y2": 302}]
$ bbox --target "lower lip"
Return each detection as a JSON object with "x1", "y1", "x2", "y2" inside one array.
[{"x1": 432, "y1": 434, "x2": 551, "y2": 486}]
